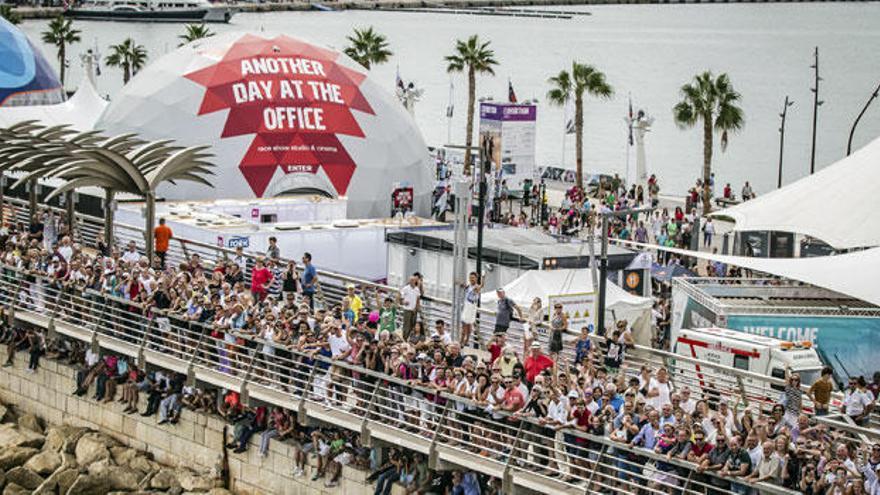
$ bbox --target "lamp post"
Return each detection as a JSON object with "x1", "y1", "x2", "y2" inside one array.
[
  {"x1": 846, "y1": 80, "x2": 880, "y2": 156},
  {"x1": 778, "y1": 96, "x2": 794, "y2": 189},
  {"x1": 596, "y1": 205, "x2": 655, "y2": 336},
  {"x1": 809, "y1": 47, "x2": 823, "y2": 175},
  {"x1": 475, "y1": 135, "x2": 492, "y2": 278}
]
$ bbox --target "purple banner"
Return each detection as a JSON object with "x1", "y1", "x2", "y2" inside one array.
[{"x1": 480, "y1": 102, "x2": 537, "y2": 122}]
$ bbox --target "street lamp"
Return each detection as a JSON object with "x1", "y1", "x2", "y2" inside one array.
[
  {"x1": 596, "y1": 205, "x2": 655, "y2": 336},
  {"x1": 846, "y1": 80, "x2": 880, "y2": 156},
  {"x1": 778, "y1": 96, "x2": 794, "y2": 189},
  {"x1": 809, "y1": 47, "x2": 824, "y2": 175}
]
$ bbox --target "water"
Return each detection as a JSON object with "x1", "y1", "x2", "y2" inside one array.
[{"x1": 18, "y1": 3, "x2": 880, "y2": 196}]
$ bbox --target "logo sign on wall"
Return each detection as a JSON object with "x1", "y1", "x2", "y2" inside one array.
[
  {"x1": 547, "y1": 292, "x2": 597, "y2": 330},
  {"x1": 622, "y1": 269, "x2": 646, "y2": 297},
  {"x1": 184, "y1": 35, "x2": 375, "y2": 198},
  {"x1": 479, "y1": 102, "x2": 537, "y2": 187},
  {"x1": 227, "y1": 236, "x2": 250, "y2": 248}
]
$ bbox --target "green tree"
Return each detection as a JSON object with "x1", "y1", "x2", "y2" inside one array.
[
  {"x1": 445, "y1": 35, "x2": 498, "y2": 176},
  {"x1": 343, "y1": 26, "x2": 392, "y2": 70},
  {"x1": 673, "y1": 71, "x2": 745, "y2": 212},
  {"x1": 178, "y1": 23, "x2": 214, "y2": 46},
  {"x1": 0, "y1": 4, "x2": 22, "y2": 25},
  {"x1": 41, "y1": 16, "x2": 81, "y2": 88},
  {"x1": 546, "y1": 62, "x2": 613, "y2": 190},
  {"x1": 105, "y1": 38, "x2": 148, "y2": 84}
]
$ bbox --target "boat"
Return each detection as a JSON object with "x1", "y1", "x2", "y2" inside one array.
[{"x1": 65, "y1": 0, "x2": 234, "y2": 23}]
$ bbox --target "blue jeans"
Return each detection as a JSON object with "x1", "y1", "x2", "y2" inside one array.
[
  {"x1": 374, "y1": 468, "x2": 399, "y2": 495},
  {"x1": 730, "y1": 482, "x2": 750, "y2": 495}
]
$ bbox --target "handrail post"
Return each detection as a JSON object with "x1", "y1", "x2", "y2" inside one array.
[
  {"x1": 584, "y1": 442, "x2": 608, "y2": 494},
  {"x1": 185, "y1": 323, "x2": 207, "y2": 387},
  {"x1": 501, "y1": 422, "x2": 526, "y2": 494},
  {"x1": 427, "y1": 401, "x2": 452, "y2": 470},
  {"x1": 238, "y1": 341, "x2": 258, "y2": 406},
  {"x1": 136, "y1": 314, "x2": 154, "y2": 369},
  {"x1": 297, "y1": 366, "x2": 318, "y2": 426},
  {"x1": 8, "y1": 277, "x2": 24, "y2": 325},
  {"x1": 680, "y1": 468, "x2": 695, "y2": 494},
  {"x1": 46, "y1": 288, "x2": 65, "y2": 340},
  {"x1": 359, "y1": 381, "x2": 382, "y2": 447}
]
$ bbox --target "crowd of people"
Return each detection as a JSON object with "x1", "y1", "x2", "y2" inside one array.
[{"x1": 0, "y1": 207, "x2": 879, "y2": 495}]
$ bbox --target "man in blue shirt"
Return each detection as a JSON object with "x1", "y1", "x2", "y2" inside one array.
[
  {"x1": 301, "y1": 252, "x2": 317, "y2": 309},
  {"x1": 631, "y1": 410, "x2": 661, "y2": 450},
  {"x1": 451, "y1": 470, "x2": 481, "y2": 495}
]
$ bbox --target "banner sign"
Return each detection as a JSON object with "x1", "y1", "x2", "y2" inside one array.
[
  {"x1": 479, "y1": 102, "x2": 536, "y2": 185},
  {"x1": 547, "y1": 292, "x2": 597, "y2": 330},
  {"x1": 227, "y1": 236, "x2": 250, "y2": 248},
  {"x1": 725, "y1": 315, "x2": 880, "y2": 380},
  {"x1": 185, "y1": 35, "x2": 374, "y2": 198}
]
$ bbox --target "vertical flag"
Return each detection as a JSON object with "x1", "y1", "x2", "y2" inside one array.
[
  {"x1": 508, "y1": 79, "x2": 518, "y2": 103},
  {"x1": 628, "y1": 95, "x2": 634, "y2": 146},
  {"x1": 446, "y1": 79, "x2": 454, "y2": 118}
]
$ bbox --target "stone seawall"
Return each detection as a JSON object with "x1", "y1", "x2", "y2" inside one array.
[{"x1": 0, "y1": 349, "x2": 380, "y2": 495}]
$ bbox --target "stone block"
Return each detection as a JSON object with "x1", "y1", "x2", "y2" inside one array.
[{"x1": 101, "y1": 410, "x2": 123, "y2": 433}]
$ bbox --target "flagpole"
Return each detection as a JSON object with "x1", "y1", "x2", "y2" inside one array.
[
  {"x1": 625, "y1": 93, "x2": 632, "y2": 187},
  {"x1": 446, "y1": 76, "x2": 454, "y2": 145},
  {"x1": 562, "y1": 107, "x2": 567, "y2": 168}
]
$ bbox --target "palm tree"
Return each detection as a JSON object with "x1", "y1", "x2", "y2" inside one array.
[
  {"x1": 673, "y1": 71, "x2": 745, "y2": 212},
  {"x1": 105, "y1": 38, "x2": 148, "y2": 85},
  {"x1": 343, "y1": 26, "x2": 392, "y2": 70},
  {"x1": 547, "y1": 62, "x2": 613, "y2": 191},
  {"x1": 445, "y1": 35, "x2": 498, "y2": 176},
  {"x1": 0, "y1": 4, "x2": 22, "y2": 25},
  {"x1": 41, "y1": 16, "x2": 81, "y2": 88},
  {"x1": 178, "y1": 23, "x2": 214, "y2": 46}
]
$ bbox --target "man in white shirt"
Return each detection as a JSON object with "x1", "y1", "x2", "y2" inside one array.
[
  {"x1": 646, "y1": 367, "x2": 673, "y2": 411},
  {"x1": 844, "y1": 377, "x2": 875, "y2": 426},
  {"x1": 57, "y1": 236, "x2": 74, "y2": 262},
  {"x1": 679, "y1": 387, "x2": 697, "y2": 415},
  {"x1": 121, "y1": 241, "x2": 142, "y2": 266},
  {"x1": 398, "y1": 274, "x2": 422, "y2": 340}
]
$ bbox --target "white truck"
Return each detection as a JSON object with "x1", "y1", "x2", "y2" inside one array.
[{"x1": 670, "y1": 327, "x2": 824, "y2": 401}]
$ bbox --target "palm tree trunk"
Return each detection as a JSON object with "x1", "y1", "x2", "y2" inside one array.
[
  {"x1": 103, "y1": 188, "x2": 114, "y2": 247},
  {"x1": 463, "y1": 66, "x2": 476, "y2": 176},
  {"x1": 123, "y1": 64, "x2": 131, "y2": 85},
  {"x1": 65, "y1": 190, "x2": 75, "y2": 240},
  {"x1": 59, "y1": 44, "x2": 65, "y2": 89},
  {"x1": 144, "y1": 191, "x2": 155, "y2": 265},
  {"x1": 702, "y1": 115, "x2": 713, "y2": 213},
  {"x1": 575, "y1": 92, "x2": 584, "y2": 191},
  {"x1": 28, "y1": 180, "x2": 37, "y2": 220}
]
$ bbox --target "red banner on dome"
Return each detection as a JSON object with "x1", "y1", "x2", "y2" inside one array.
[{"x1": 184, "y1": 34, "x2": 374, "y2": 197}]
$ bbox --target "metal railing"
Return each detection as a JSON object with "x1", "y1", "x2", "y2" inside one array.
[{"x1": 0, "y1": 268, "x2": 861, "y2": 495}]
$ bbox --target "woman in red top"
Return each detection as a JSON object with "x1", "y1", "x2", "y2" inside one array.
[{"x1": 250, "y1": 260, "x2": 272, "y2": 301}]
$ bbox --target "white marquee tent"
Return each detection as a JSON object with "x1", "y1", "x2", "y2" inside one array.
[
  {"x1": 711, "y1": 136, "x2": 880, "y2": 250},
  {"x1": 481, "y1": 269, "x2": 654, "y2": 342},
  {"x1": 0, "y1": 74, "x2": 107, "y2": 131}
]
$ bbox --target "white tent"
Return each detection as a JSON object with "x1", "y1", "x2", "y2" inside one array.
[
  {"x1": 615, "y1": 239, "x2": 880, "y2": 308},
  {"x1": 711, "y1": 136, "x2": 880, "y2": 250},
  {"x1": 0, "y1": 74, "x2": 107, "y2": 131},
  {"x1": 481, "y1": 269, "x2": 654, "y2": 342}
]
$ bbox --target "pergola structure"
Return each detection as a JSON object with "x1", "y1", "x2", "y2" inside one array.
[{"x1": 0, "y1": 120, "x2": 215, "y2": 262}]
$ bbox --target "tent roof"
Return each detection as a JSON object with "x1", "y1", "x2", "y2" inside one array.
[
  {"x1": 480, "y1": 268, "x2": 652, "y2": 311},
  {"x1": 618, "y1": 240, "x2": 880, "y2": 307},
  {"x1": 0, "y1": 74, "x2": 108, "y2": 131},
  {"x1": 710, "y1": 136, "x2": 880, "y2": 250}
]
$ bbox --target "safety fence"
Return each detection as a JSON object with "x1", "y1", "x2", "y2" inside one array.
[
  {"x1": 0, "y1": 266, "x2": 861, "y2": 495},
  {"x1": 6, "y1": 196, "x2": 877, "y2": 434}
]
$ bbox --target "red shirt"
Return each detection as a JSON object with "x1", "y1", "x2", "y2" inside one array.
[
  {"x1": 502, "y1": 387, "x2": 525, "y2": 413},
  {"x1": 251, "y1": 267, "x2": 272, "y2": 294},
  {"x1": 488, "y1": 343, "x2": 502, "y2": 364},
  {"x1": 524, "y1": 354, "x2": 554, "y2": 384}
]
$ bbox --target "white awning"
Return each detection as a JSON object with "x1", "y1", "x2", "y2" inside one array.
[
  {"x1": 710, "y1": 136, "x2": 880, "y2": 250},
  {"x1": 0, "y1": 75, "x2": 107, "y2": 131},
  {"x1": 617, "y1": 240, "x2": 880, "y2": 307}
]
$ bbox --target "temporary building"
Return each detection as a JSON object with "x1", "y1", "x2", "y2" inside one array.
[
  {"x1": 0, "y1": 17, "x2": 64, "y2": 107},
  {"x1": 0, "y1": 74, "x2": 107, "y2": 130},
  {"x1": 480, "y1": 268, "x2": 654, "y2": 342},
  {"x1": 711, "y1": 136, "x2": 880, "y2": 250},
  {"x1": 96, "y1": 32, "x2": 434, "y2": 219}
]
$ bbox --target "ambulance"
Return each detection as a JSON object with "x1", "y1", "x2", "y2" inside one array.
[{"x1": 670, "y1": 327, "x2": 824, "y2": 399}]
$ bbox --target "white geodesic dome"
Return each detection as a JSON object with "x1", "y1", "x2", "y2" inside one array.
[{"x1": 96, "y1": 32, "x2": 433, "y2": 218}]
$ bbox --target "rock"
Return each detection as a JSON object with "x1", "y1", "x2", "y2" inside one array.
[
  {"x1": 3, "y1": 483, "x2": 29, "y2": 495},
  {"x1": 0, "y1": 446, "x2": 40, "y2": 471},
  {"x1": 102, "y1": 467, "x2": 141, "y2": 491},
  {"x1": 0, "y1": 403, "x2": 8, "y2": 423},
  {"x1": 17, "y1": 414, "x2": 43, "y2": 435},
  {"x1": 64, "y1": 474, "x2": 111, "y2": 495},
  {"x1": 110, "y1": 446, "x2": 138, "y2": 466},
  {"x1": 0, "y1": 470, "x2": 5, "y2": 490},
  {"x1": 52, "y1": 469, "x2": 78, "y2": 495},
  {"x1": 60, "y1": 452, "x2": 77, "y2": 469},
  {"x1": 0, "y1": 424, "x2": 45, "y2": 449},
  {"x1": 86, "y1": 458, "x2": 113, "y2": 476},
  {"x1": 207, "y1": 489, "x2": 234, "y2": 495},
  {"x1": 129, "y1": 455, "x2": 159, "y2": 474},
  {"x1": 4, "y1": 467, "x2": 44, "y2": 491},
  {"x1": 150, "y1": 468, "x2": 181, "y2": 490},
  {"x1": 24, "y1": 451, "x2": 62, "y2": 475},
  {"x1": 176, "y1": 470, "x2": 216, "y2": 492},
  {"x1": 44, "y1": 425, "x2": 88, "y2": 453},
  {"x1": 74, "y1": 434, "x2": 111, "y2": 466}
]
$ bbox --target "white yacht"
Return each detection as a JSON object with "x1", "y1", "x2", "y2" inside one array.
[{"x1": 65, "y1": 0, "x2": 234, "y2": 23}]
